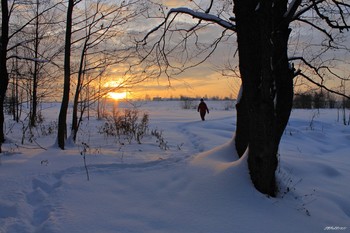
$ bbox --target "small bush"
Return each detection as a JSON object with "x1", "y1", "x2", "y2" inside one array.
[
  {"x1": 40, "y1": 121, "x2": 58, "y2": 136},
  {"x1": 136, "y1": 113, "x2": 149, "y2": 144},
  {"x1": 180, "y1": 98, "x2": 194, "y2": 110},
  {"x1": 224, "y1": 101, "x2": 235, "y2": 110},
  {"x1": 151, "y1": 128, "x2": 169, "y2": 150},
  {"x1": 99, "y1": 108, "x2": 149, "y2": 144}
]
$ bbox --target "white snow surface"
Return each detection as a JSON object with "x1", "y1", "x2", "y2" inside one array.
[{"x1": 0, "y1": 100, "x2": 349, "y2": 233}]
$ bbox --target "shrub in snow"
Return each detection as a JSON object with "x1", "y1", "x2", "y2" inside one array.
[
  {"x1": 151, "y1": 128, "x2": 169, "y2": 150},
  {"x1": 99, "y1": 109, "x2": 149, "y2": 144}
]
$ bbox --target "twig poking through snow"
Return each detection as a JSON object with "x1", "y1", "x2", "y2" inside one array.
[{"x1": 81, "y1": 142, "x2": 90, "y2": 181}]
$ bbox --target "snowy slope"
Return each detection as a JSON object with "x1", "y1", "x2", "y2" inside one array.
[{"x1": 0, "y1": 101, "x2": 349, "y2": 233}]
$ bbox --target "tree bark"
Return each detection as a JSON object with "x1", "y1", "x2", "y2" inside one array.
[
  {"x1": 30, "y1": 0, "x2": 40, "y2": 128},
  {"x1": 235, "y1": 93, "x2": 249, "y2": 157},
  {"x1": 71, "y1": 27, "x2": 90, "y2": 142},
  {"x1": 234, "y1": 0, "x2": 294, "y2": 196},
  {"x1": 57, "y1": 0, "x2": 74, "y2": 149},
  {"x1": 0, "y1": 0, "x2": 10, "y2": 153},
  {"x1": 71, "y1": 50, "x2": 86, "y2": 143}
]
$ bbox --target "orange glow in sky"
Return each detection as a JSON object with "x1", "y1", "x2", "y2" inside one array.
[{"x1": 107, "y1": 91, "x2": 128, "y2": 100}]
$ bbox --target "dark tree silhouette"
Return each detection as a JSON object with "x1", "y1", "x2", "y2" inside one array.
[
  {"x1": 57, "y1": 0, "x2": 78, "y2": 149},
  {"x1": 0, "y1": 0, "x2": 10, "y2": 153},
  {"x1": 137, "y1": 0, "x2": 350, "y2": 196}
]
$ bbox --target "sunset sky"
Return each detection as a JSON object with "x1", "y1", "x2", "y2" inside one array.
[
  {"x1": 122, "y1": 0, "x2": 241, "y2": 100},
  {"x1": 128, "y1": 65, "x2": 241, "y2": 100},
  {"x1": 105, "y1": 0, "x2": 350, "y2": 100},
  {"x1": 106, "y1": 65, "x2": 240, "y2": 100}
]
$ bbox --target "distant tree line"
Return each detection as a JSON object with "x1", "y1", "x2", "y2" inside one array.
[
  {"x1": 293, "y1": 90, "x2": 350, "y2": 109},
  {"x1": 179, "y1": 95, "x2": 235, "y2": 101}
]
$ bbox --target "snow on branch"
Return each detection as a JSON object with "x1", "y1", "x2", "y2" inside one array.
[
  {"x1": 7, "y1": 55, "x2": 49, "y2": 63},
  {"x1": 283, "y1": 0, "x2": 302, "y2": 22},
  {"x1": 168, "y1": 7, "x2": 236, "y2": 30},
  {"x1": 141, "y1": 7, "x2": 235, "y2": 43}
]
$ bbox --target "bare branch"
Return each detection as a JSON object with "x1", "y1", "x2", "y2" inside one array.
[
  {"x1": 8, "y1": 1, "x2": 63, "y2": 41},
  {"x1": 296, "y1": 18, "x2": 334, "y2": 42},
  {"x1": 289, "y1": 56, "x2": 350, "y2": 99},
  {"x1": 205, "y1": 0, "x2": 214, "y2": 14},
  {"x1": 141, "y1": 7, "x2": 235, "y2": 44},
  {"x1": 312, "y1": 0, "x2": 350, "y2": 31},
  {"x1": 299, "y1": 72, "x2": 350, "y2": 99},
  {"x1": 7, "y1": 55, "x2": 49, "y2": 63},
  {"x1": 284, "y1": 0, "x2": 303, "y2": 23},
  {"x1": 292, "y1": 0, "x2": 323, "y2": 20}
]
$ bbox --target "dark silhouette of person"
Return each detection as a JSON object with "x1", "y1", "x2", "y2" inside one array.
[{"x1": 197, "y1": 98, "x2": 209, "y2": 121}]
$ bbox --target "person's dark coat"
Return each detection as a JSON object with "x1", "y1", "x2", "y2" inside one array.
[{"x1": 197, "y1": 99, "x2": 209, "y2": 121}]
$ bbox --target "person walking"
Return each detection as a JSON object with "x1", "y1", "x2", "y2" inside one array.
[{"x1": 197, "y1": 98, "x2": 209, "y2": 121}]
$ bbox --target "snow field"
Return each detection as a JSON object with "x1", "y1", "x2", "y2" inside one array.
[{"x1": 0, "y1": 100, "x2": 349, "y2": 233}]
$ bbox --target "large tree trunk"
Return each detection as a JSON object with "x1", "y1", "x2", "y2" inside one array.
[
  {"x1": 0, "y1": 0, "x2": 10, "y2": 153},
  {"x1": 234, "y1": 0, "x2": 294, "y2": 196},
  {"x1": 57, "y1": 0, "x2": 74, "y2": 149},
  {"x1": 234, "y1": 0, "x2": 261, "y2": 159},
  {"x1": 235, "y1": 92, "x2": 250, "y2": 157}
]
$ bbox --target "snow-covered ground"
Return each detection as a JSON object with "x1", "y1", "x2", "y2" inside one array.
[{"x1": 0, "y1": 100, "x2": 349, "y2": 233}]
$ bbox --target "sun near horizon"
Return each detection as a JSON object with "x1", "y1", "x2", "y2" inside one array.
[
  {"x1": 101, "y1": 67, "x2": 241, "y2": 101},
  {"x1": 106, "y1": 91, "x2": 128, "y2": 100}
]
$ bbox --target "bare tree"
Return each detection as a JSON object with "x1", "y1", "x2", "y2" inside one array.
[
  {"x1": 56, "y1": 0, "x2": 148, "y2": 148},
  {"x1": 8, "y1": 49, "x2": 23, "y2": 122},
  {"x1": 57, "y1": 0, "x2": 79, "y2": 149},
  {"x1": 20, "y1": 0, "x2": 63, "y2": 127},
  {"x1": 70, "y1": 0, "x2": 146, "y2": 143},
  {"x1": 137, "y1": 0, "x2": 350, "y2": 196},
  {"x1": 1, "y1": 0, "x2": 63, "y2": 152}
]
